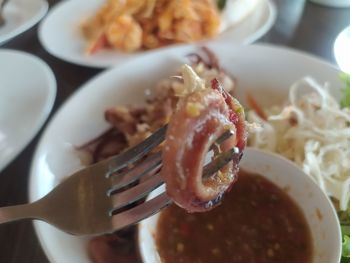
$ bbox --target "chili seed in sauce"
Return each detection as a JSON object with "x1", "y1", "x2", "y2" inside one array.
[{"x1": 155, "y1": 170, "x2": 313, "y2": 263}]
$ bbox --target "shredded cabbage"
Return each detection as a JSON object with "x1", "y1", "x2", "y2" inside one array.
[{"x1": 248, "y1": 77, "x2": 350, "y2": 210}]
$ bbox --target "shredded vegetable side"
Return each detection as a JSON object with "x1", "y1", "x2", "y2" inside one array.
[{"x1": 248, "y1": 77, "x2": 350, "y2": 210}]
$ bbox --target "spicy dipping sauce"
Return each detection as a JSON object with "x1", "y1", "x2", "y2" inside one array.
[{"x1": 155, "y1": 170, "x2": 313, "y2": 263}]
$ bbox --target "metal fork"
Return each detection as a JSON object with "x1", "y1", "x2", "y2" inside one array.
[
  {"x1": 0, "y1": 0, "x2": 9, "y2": 27},
  {"x1": 0, "y1": 126, "x2": 240, "y2": 236}
]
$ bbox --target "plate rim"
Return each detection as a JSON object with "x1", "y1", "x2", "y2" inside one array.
[
  {"x1": 29, "y1": 43, "x2": 341, "y2": 263},
  {"x1": 0, "y1": 48, "x2": 56, "y2": 172},
  {"x1": 333, "y1": 24, "x2": 350, "y2": 74},
  {"x1": 0, "y1": 0, "x2": 48, "y2": 45},
  {"x1": 38, "y1": 0, "x2": 276, "y2": 68},
  {"x1": 242, "y1": 0, "x2": 277, "y2": 45}
]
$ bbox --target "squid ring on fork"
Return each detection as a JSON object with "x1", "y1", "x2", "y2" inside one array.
[{"x1": 161, "y1": 79, "x2": 247, "y2": 212}]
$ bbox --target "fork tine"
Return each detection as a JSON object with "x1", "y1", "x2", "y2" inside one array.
[
  {"x1": 105, "y1": 128, "x2": 233, "y2": 179},
  {"x1": 111, "y1": 192, "x2": 171, "y2": 232},
  {"x1": 203, "y1": 147, "x2": 242, "y2": 179},
  {"x1": 107, "y1": 129, "x2": 234, "y2": 195},
  {"x1": 104, "y1": 125, "x2": 167, "y2": 177},
  {"x1": 210, "y1": 129, "x2": 234, "y2": 149},
  {"x1": 109, "y1": 147, "x2": 241, "y2": 230},
  {"x1": 107, "y1": 152, "x2": 162, "y2": 195},
  {"x1": 109, "y1": 173, "x2": 163, "y2": 215},
  {"x1": 103, "y1": 127, "x2": 232, "y2": 178}
]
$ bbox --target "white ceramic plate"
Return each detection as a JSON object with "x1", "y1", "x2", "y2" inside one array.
[
  {"x1": 334, "y1": 24, "x2": 350, "y2": 74},
  {"x1": 139, "y1": 147, "x2": 341, "y2": 263},
  {"x1": 29, "y1": 43, "x2": 342, "y2": 263},
  {"x1": 0, "y1": 0, "x2": 48, "y2": 45},
  {"x1": 38, "y1": 0, "x2": 276, "y2": 68},
  {"x1": 0, "y1": 49, "x2": 56, "y2": 172}
]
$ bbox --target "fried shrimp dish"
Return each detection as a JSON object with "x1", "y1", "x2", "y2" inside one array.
[{"x1": 81, "y1": 0, "x2": 221, "y2": 54}]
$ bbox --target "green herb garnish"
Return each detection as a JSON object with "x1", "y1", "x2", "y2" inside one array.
[
  {"x1": 342, "y1": 234, "x2": 350, "y2": 262},
  {"x1": 217, "y1": 0, "x2": 226, "y2": 10},
  {"x1": 338, "y1": 210, "x2": 350, "y2": 262},
  {"x1": 335, "y1": 73, "x2": 350, "y2": 262},
  {"x1": 343, "y1": 235, "x2": 350, "y2": 257},
  {"x1": 340, "y1": 72, "x2": 350, "y2": 108}
]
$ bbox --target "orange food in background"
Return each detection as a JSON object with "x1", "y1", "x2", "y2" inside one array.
[{"x1": 81, "y1": 0, "x2": 221, "y2": 54}]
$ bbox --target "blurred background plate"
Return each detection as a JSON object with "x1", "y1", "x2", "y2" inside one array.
[
  {"x1": 0, "y1": 49, "x2": 56, "y2": 172},
  {"x1": 334, "y1": 24, "x2": 350, "y2": 74},
  {"x1": 0, "y1": 0, "x2": 48, "y2": 45},
  {"x1": 38, "y1": 0, "x2": 276, "y2": 68}
]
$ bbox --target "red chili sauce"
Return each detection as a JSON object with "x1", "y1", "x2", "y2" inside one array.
[{"x1": 155, "y1": 170, "x2": 313, "y2": 263}]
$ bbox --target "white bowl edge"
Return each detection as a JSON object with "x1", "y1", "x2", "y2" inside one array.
[{"x1": 138, "y1": 147, "x2": 342, "y2": 263}]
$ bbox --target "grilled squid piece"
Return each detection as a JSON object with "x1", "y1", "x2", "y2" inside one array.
[{"x1": 161, "y1": 65, "x2": 247, "y2": 212}]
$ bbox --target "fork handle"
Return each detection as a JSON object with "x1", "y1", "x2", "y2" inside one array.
[{"x1": 0, "y1": 202, "x2": 42, "y2": 225}]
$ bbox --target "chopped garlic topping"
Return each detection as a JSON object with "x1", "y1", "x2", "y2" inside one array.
[
  {"x1": 178, "y1": 64, "x2": 206, "y2": 96},
  {"x1": 186, "y1": 102, "x2": 205, "y2": 117}
]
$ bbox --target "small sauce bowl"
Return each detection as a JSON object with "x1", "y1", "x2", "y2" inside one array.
[{"x1": 138, "y1": 147, "x2": 341, "y2": 263}]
